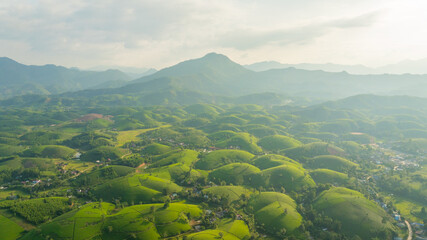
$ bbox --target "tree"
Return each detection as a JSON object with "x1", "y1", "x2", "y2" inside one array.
[
  {"x1": 277, "y1": 228, "x2": 287, "y2": 238},
  {"x1": 163, "y1": 197, "x2": 171, "y2": 209}
]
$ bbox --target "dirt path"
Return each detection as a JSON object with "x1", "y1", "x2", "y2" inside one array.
[
  {"x1": 405, "y1": 220, "x2": 412, "y2": 240},
  {"x1": 136, "y1": 162, "x2": 146, "y2": 173}
]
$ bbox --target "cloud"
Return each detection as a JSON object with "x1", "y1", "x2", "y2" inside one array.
[
  {"x1": 0, "y1": 0, "x2": 224, "y2": 50},
  {"x1": 217, "y1": 11, "x2": 383, "y2": 50},
  {"x1": 0, "y1": 1, "x2": 393, "y2": 68}
]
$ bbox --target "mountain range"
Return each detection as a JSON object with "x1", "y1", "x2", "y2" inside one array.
[
  {"x1": 1, "y1": 53, "x2": 427, "y2": 106},
  {"x1": 0, "y1": 57, "x2": 132, "y2": 100},
  {"x1": 245, "y1": 58, "x2": 427, "y2": 75}
]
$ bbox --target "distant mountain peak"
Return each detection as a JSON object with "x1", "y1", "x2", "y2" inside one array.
[
  {"x1": 202, "y1": 52, "x2": 229, "y2": 59},
  {"x1": 0, "y1": 57, "x2": 20, "y2": 65}
]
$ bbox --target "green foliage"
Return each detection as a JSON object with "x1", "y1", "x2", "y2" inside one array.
[
  {"x1": 184, "y1": 103, "x2": 221, "y2": 117},
  {"x1": 307, "y1": 155, "x2": 358, "y2": 173},
  {"x1": 146, "y1": 163, "x2": 202, "y2": 184},
  {"x1": 9, "y1": 197, "x2": 72, "y2": 224},
  {"x1": 0, "y1": 144, "x2": 25, "y2": 157},
  {"x1": 208, "y1": 163, "x2": 261, "y2": 185},
  {"x1": 182, "y1": 117, "x2": 211, "y2": 128},
  {"x1": 63, "y1": 131, "x2": 114, "y2": 150},
  {"x1": 216, "y1": 115, "x2": 248, "y2": 125},
  {"x1": 0, "y1": 157, "x2": 55, "y2": 175},
  {"x1": 23, "y1": 202, "x2": 201, "y2": 240},
  {"x1": 37, "y1": 145, "x2": 76, "y2": 159},
  {"x1": 300, "y1": 131, "x2": 338, "y2": 142},
  {"x1": 202, "y1": 186, "x2": 252, "y2": 203},
  {"x1": 282, "y1": 142, "x2": 345, "y2": 162},
  {"x1": 218, "y1": 219, "x2": 251, "y2": 239},
  {"x1": 258, "y1": 135, "x2": 302, "y2": 152},
  {"x1": 393, "y1": 138, "x2": 427, "y2": 154},
  {"x1": 80, "y1": 146, "x2": 125, "y2": 162},
  {"x1": 249, "y1": 165, "x2": 316, "y2": 192},
  {"x1": 252, "y1": 154, "x2": 302, "y2": 170},
  {"x1": 248, "y1": 192, "x2": 302, "y2": 234},
  {"x1": 314, "y1": 187, "x2": 397, "y2": 239},
  {"x1": 141, "y1": 143, "x2": 172, "y2": 155},
  {"x1": 93, "y1": 174, "x2": 182, "y2": 204},
  {"x1": 246, "y1": 126, "x2": 279, "y2": 138},
  {"x1": 319, "y1": 119, "x2": 359, "y2": 134},
  {"x1": 150, "y1": 149, "x2": 199, "y2": 168},
  {"x1": 0, "y1": 136, "x2": 20, "y2": 145},
  {"x1": 214, "y1": 132, "x2": 262, "y2": 153},
  {"x1": 19, "y1": 131, "x2": 65, "y2": 145},
  {"x1": 113, "y1": 117, "x2": 145, "y2": 130},
  {"x1": 195, "y1": 150, "x2": 255, "y2": 170},
  {"x1": 207, "y1": 130, "x2": 237, "y2": 142},
  {"x1": 0, "y1": 213, "x2": 24, "y2": 240},
  {"x1": 310, "y1": 169, "x2": 349, "y2": 185},
  {"x1": 74, "y1": 165, "x2": 135, "y2": 186}
]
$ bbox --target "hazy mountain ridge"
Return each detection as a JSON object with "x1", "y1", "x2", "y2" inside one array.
[
  {"x1": 0, "y1": 57, "x2": 131, "y2": 99},
  {"x1": 246, "y1": 58, "x2": 427, "y2": 75},
  {"x1": 2, "y1": 53, "x2": 427, "y2": 106},
  {"x1": 128, "y1": 53, "x2": 427, "y2": 99},
  {"x1": 245, "y1": 61, "x2": 374, "y2": 74},
  {"x1": 318, "y1": 94, "x2": 427, "y2": 110}
]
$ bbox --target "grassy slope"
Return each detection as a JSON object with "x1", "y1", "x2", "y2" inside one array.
[
  {"x1": 252, "y1": 154, "x2": 302, "y2": 170},
  {"x1": 250, "y1": 165, "x2": 316, "y2": 191},
  {"x1": 151, "y1": 149, "x2": 199, "y2": 168},
  {"x1": 93, "y1": 174, "x2": 182, "y2": 204},
  {"x1": 22, "y1": 202, "x2": 202, "y2": 240},
  {"x1": 0, "y1": 214, "x2": 24, "y2": 240},
  {"x1": 258, "y1": 135, "x2": 302, "y2": 152},
  {"x1": 116, "y1": 125, "x2": 169, "y2": 147},
  {"x1": 208, "y1": 163, "x2": 261, "y2": 185},
  {"x1": 202, "y1": 186, "x2": 252, "y2": 203},
  {"x1": 195, "y1": 150, "x2": 254, "y2": 170},
  {"x1": 309, "y1": 155, "x2": 358, "y2": 172},
  {"x1": 314, "y1": 187, "x2": 397, "y2": 239},
  {"x1": 141, "y1": 143, "x2": 172, "y2": 155},
  {"x1": 74, "y1": 165, "x2": 135, "y2": 185},
  {"x1": 248, "y1": 192, "x2": 302, "y2": 233},
  {"x1": 282, "y1": 142, "x2": 345, "y2": 162},
  {"x1": 214, "y1": 132, "x2": 262, "y2": 153},
  {"x1": 309, "y1": 168, "x2": 349, "y2": 185}
]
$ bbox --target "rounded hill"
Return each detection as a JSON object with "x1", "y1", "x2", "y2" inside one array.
[
  {"x1": 141, "y1": 143, "x2": 171, "y2": 155},
  {"x1": 214, "y1": 132, "x2": 262, "y2": 153},
  {"x1": 92, "y1": 174, "x2": 182, "y2": 204},
  {"x1": 208, "y1": 163, "x2": 261, "y2": 185},
  {"x1": 309, "y1": 168, "x2": 349, "y2": 185},
  {"x1": 252, "y1": 154, "x2": 302, "y2": 170},
  {"x1": 258, "y1": 135, "x2": 302, "y2": 152},
  {"x1": 195, "y1": 150, "x2": 254, "y2": 170},
  {"x1": 308, "y1": 155, "x2": 358, "y2": 173},
  {"x1": 249, "y1": 165, "x2": 316, "y2": 191},
  {"x1": 314, "y1": 187, "x2": 397, "y2": 239},
  {"x1": 281, "y1": 142, "x2": 345, "y2": 162},
  {"x1": 248, "y1": 192, "x2": 302, "y2": 234}
]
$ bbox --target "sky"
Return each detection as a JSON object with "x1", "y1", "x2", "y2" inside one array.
[{"x1": 1, "y1": 0, "x2": 427, "y2": 69}]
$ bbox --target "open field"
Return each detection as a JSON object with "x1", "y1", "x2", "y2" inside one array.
[{"x1": 115, "y1": 125, "x2": 170, "y2": 147}]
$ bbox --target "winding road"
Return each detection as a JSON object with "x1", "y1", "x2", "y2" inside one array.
[{"x1": 405, "y1": 220, "x2": 412, "y2": 240}]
